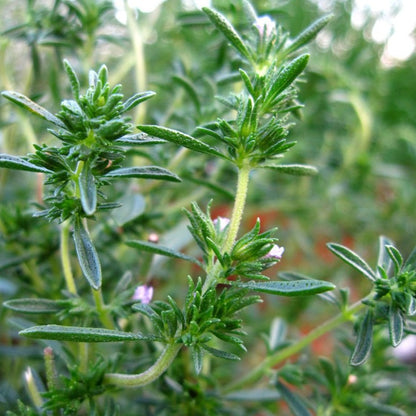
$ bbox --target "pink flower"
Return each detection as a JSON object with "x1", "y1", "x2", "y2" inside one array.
[
  {"x1": 265, "y1": 244, "x2": 284, "y2": 260},
  {"x1": 132, "y1": 285, "x2": 154, "y2": 304},
  {"x1": 213, "y1": 216, "x2": 230, "y2": 231},
  {"x1": 253, "y1": 15, "x2": 276, "y2": 39}
]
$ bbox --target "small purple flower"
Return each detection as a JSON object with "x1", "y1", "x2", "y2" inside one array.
[
  {"x1": 213, "y1": 216, "x2": 230, "y2": 231},
  {"x1": 265, "y1": 244, "x2": 284, "y2": 260},
  {"x1": 253, "y1": 15, "x2": 276, "y2": 39},
  {"x1": 132, "y1": 285, "x2": 154, "y2": 304}
]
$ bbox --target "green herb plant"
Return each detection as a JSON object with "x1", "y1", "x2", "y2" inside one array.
[{"x1": 1, "y1": 1, "x2": 415, "y2": 415}]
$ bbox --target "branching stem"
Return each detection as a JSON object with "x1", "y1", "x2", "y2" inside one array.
[
  {"x1": 223, "y1": 299, "x2": 366, "y2": 393},
  {"x1": 104, "y1": 343, "x2": 182, "y2": 388}
]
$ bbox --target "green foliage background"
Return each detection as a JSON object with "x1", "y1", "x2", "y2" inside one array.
[{"x1": 0, "y1": 0, "x2": 415, "y2": 414}]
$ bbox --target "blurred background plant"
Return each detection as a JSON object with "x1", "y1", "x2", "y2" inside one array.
[{"x1": 0, "y1": 0, "x2": 416, "y2": 415}]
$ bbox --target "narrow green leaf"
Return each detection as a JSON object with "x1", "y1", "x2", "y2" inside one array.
[
  {"x1": 404, "y1": 246, "x2": 416, "y2": 270},
  {"x1": 0, "y1": 154, "x2": 52, "y2": 174},
  {"x1": 78, "y1": 162, "x2": 97, "y2": 216},
  {"x1": 115, "y1": 133, "x2": 165, "y2": 146},
  {"x1": 126, "y1": 240, "x2": 202, "y2": 267},
  {"x1": 63, "y1": 59, "x2": 80, "y2": 101},
  {"x1": 202, "y1": 344, "x2": 240, "y2": 361},
  {"x1": 202, "y1": 7, "x2": 252, "y2": 61},
  {"x1": 350, "y1": 309, "x2": 374, "y2": 366},
  {"x1": 224, "y1": 389, "x2": 281, "y2": 402},
  {"x1": 73, "y1": 218, "x2": 102, "y2": 290},
  {"x1": 389, "y1": 306, "x2": 404, "y2": 347},
  {"x1": 385, "y1": 245, "x2": 403, "y2": 275},
  {"x1": 377, "y1": 235, "x2": 394, "y2": 277},
  {"x1": 266, "y1": 54, "x2": 309, "y2": 102},
  {"x1": 239, "y1": 69, "x2": 255, "y2": 97},
  {"x1": 319, "y1": 357, "x2": 337, "y2": 393},
  {"x1": 278, "y1": 271, "x2": 339, "y2": 305},
  {"x1": 112, "y1": 193, "x2": 145, "y2": 227},
  {"x1": 4, "y1": 298, "x2": 67, "y2": 314},
  {"x1": 231, "y1": 280, "x2": 335, "y2": 296},
  {"x1": 137, "y1": 125, "x2": 226, "y2": 159},
  {"x1": 241, "y1": 0, "x2": 258, "y2": 23},
  {"x1": 122, "y1": 91, "x2": 156, "y2": 113},
  {"x1": 275, "y1": 380, "x2": 312, "y2": 416},
  {"x1": 19, "y1": 324, "x2": 153, "y2": 342},
  {"x1": 105, "y1": 166, "x2": 181, "y2": 182},
  {"x1": 1, "y1": 91, "x2": 67, "y2": 129},
  {"x1": 191, "y1": 346, "x2": 204, "y2": 375},
  {"x1": 327, "y1": 243, "x2": 376, "y2": 281},
  {"x1": 260, "y1": 163, "x2": 318, "y2": 176},
  {"x1": 405, "y1": 294, "x2": 416, "y2": 316},
  {"x1": 182, "y1": 174, "x2": 234, "y2": 200},
  {"x1": 285, "y1": 15, "x2": 333, "y2": 55},
  {"x1": 172, "y1": 75, "x2": 201, "y2": 113}
]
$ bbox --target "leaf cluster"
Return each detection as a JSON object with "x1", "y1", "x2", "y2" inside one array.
[{"x1": 328, "y1": 236, "x2": 416, "y2": 365}]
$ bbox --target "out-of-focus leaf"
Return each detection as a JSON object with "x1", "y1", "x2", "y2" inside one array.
[
  {"x1": 1, "y1": 91, "x2": 67, "y2": 129},
  {"x1": 0, "y1": 154, "x2": 52, "y2": 174},
  {"x1": 275, "y1": 380, "x2": 312, "y2": 416},
  {"x1": 4, "y1": 298, "x2": 67, "y2": 314},
  {"x1": 126, "y1": 240, "x2": 202, "y2": 267},
  {"x1": 350, "y1": 309, "x2": 374, "y2": 366}
]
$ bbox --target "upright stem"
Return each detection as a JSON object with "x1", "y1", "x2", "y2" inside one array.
[
  {"x1": 223, "y1": 300, "x2": 366, "y2": 393},
  {"x1": 92, "y1": 283, "x2": 114, "y2": 330},
  {"x1": 222, "y1": 161, "x2": 251, "y2": 253},
  {"x1": 60, "y1": 220, "x2": 77, "y2": 295},
  {"x1": 104, "y1": 343, "x2": 182, "y2": 388},
  {"x1": 203, "y1": 161, "x2": 251, "y2": 291},
  {"x1": 125, "y1": 0, "x2": 147, "y2": 124}
]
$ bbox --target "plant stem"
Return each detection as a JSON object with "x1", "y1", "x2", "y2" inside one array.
[
  {"x1": 92, "y1": 288, "x2": 114, "y2": 329},
  {"x1": 203, "y1": 161, "x2": 251, "y2": 291},
  {"x1": 104, "y1": 343, "x2": 182, "y2": 388},
  {"x1": 125, "y1": 0, "x2": 147, "y2": 124},
  {"x1": 60, "y1": 220, "x2": 77, "y2": 295},
  {"x1": 223, "y1": 299, "x2": 366, "y2": 393},
  {"x1": 222, "y1": 161, "x2": 251, "y2": 253}
]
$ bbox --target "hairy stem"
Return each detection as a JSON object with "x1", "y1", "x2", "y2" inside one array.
[
  {"x1": 104, "y1": 343, "x2": 182, "y2": 388},
  {"x1": 223, "y1": 299, "x2": 366, "y2": 393},
  {"x1": 203, "y1": 161, "x2": 251, "y2": 291},
  {"x1": 222, "y1": 161, "x2": 251, "y2": 253}
]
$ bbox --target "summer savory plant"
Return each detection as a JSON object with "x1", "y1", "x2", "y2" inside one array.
[{"x1": 0, "y1": 0, "x2": 415, "y2": 415}]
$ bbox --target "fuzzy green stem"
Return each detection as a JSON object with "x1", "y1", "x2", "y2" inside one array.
[
  {"x1": 222, "y1": 161, "x2": 251, "y2": 253},
  {"x1": 104, "y1": 343, "x2": 182, "y2": 388},
  {"x1": 92, "y1": 288, "x2": 114, "y2": 329},
  {"x1": 223, "y1": 300, "x2": 366, "y2": 393},
  {"x1": 60, "y1": 220, "x2": 77, "y2": 295},
  {"x1": 203, "y1": 162, "x2": 251, "y2": 291}
]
